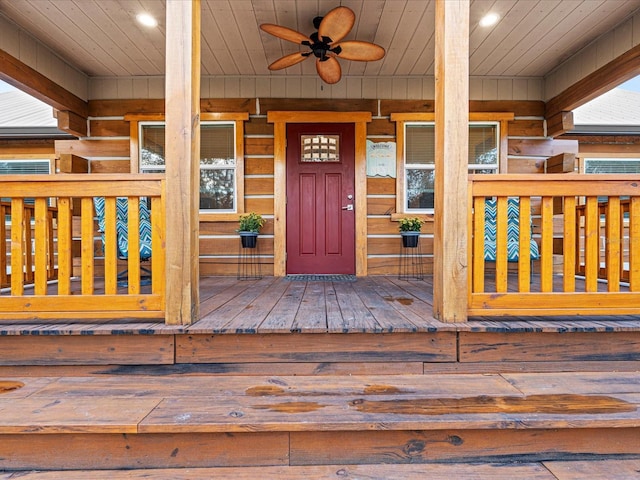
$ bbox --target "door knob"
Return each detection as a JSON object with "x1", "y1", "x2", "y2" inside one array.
[{"x1": 342, "y1": 204, "x2": 353, "y2": 211}]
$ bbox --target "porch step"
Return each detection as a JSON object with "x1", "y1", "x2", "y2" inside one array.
[
  {"x1": 0, "y1": 372, "x2": 639, "y2": 471},
  {"x1": 6, "y1": 460, "x2": 640, "y2": 479}
]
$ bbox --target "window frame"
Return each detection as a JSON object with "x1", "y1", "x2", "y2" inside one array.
[
  {"x1": 391, "y1": 112, "x2": 511, "y2": 216},
  {"x1": 127, "y1": 112, "x2": 248, "y2": 220}
]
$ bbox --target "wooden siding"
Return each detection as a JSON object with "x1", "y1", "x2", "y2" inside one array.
[
  {"x1": 545, "y1": 9, "x2": 640, "y2": 101},
  {"x1": 88, "y1": 76, "x2": 545, "y2": 101},
  {"x1": 0, "y1": 16, "x2": 88, "y2": 100},
  {"x1": 58, "y1": 98, "x2": 579, "y2": 276}
]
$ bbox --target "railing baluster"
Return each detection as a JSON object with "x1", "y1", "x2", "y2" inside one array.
[
  {"x1": 630, "y1": 197, "x2": 640, "y2": 292},
  {"x1": 57, "y1": 198, "x2": 72, "y2": 295},
  {"x1": 23, "y1": 206, "x2": 33, "y2": 284},
  {"x1": 0, "y1": 203, "x2": 6, "y2": 288},
  {"x1": 104, "y1": 197, "x2": 118, "y2": 295},
  {"x1": 563, "y1": 196, "x2": 576, "y2": 292},
  {"x1": 151, "y1": 195, "x2": 165, "y2": 296},
  {"x1": 540, "y1": 196, "x2": 554, "y2": 293},
  {"x1": 518, "y1": 196, "x2": 532, "y2": 292},
  {"x1": 81, "y1": 198, "x2": 95, "y2": 295},
  {"x1": 472, "y1": 196, "x2": 485, "y2": 293},
  {"x1": 127, "y1": 197, "x2": 141, "y2": 294},
  {"x1": 496, "y1": 196, "x2": 508, "y2": 293},
  {"x1": 10, "y1": 198, "x2": 24, "y2": 296},
  {"x1": 606, "y1": 197, "x2": 621, "y2": 291},
  {"x1": 584, "y1": 196, "x2": 599, "y2": 292},
  {"x1": 47, "y1": 208, "x2": 55, "y2": 280},
  {"x1": 34, "y1": 198, "x2": 48, "y2": 295}
]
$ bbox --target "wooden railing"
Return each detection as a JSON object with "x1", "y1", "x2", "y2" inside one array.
[
  {"x1": 1, "y1": 201, "x2": 58, "y2": 288},
  {"x1": 469, "y1": 174, "x2": 640, "y2": 316},
  {"x1": 576, "y1": 199, "x2": 632, "y2": 283},
  {"x1": 0, "y1": 174, "x2": 165, "y2": 320}
]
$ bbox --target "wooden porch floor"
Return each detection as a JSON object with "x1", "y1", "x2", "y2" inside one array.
[
  {"x1": 190, "y1": 275, "x2": 640, "y2": 334},
  {"x1": 3, "y1": 275, "x2": 640, "y2": 335}
]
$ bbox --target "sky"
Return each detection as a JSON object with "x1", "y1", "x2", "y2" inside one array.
[{"x1": 0, "y1": 80, "x2": 14, "y2": 93}]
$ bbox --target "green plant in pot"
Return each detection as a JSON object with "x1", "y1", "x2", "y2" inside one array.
[
  {"x1": 238, "y1": 212, "x2": 265, "y2": 248},
  {"x1": 398, "y1": 217, "x2": 422, "y2": 248}
]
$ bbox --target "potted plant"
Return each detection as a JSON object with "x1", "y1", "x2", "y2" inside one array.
[
  {"x1": 238, "y1": 212, "x2": 265, "y2": 248},
  {"x1": 398, "y1": 217, "x2": 422, "y2": 248}
]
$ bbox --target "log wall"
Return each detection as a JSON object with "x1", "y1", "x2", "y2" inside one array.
[{"x1": 52, "y1": 98, "x2": 577, "y2": 276}]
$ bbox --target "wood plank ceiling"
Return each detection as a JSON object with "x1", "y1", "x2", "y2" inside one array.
[{"x1": 0, "y1": 0, "x2": 639, "y2": 80}]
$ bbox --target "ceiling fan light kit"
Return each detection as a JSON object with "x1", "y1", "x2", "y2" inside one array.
[{"x1": 260, "y1": 6, "x2": 385, "y2": 84}]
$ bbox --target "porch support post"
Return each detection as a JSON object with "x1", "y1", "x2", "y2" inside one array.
[
  {"x1": 433, "y1": 0, "x2": 469, "y2": 322},
  {"x1": 164, "y1": 0, "x2": 201, "y2": 324}
]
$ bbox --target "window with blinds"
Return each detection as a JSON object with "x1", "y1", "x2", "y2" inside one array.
[
  {"x1": 0, "y1": 159, "x2": 51, "y2": 205},
  {"x1": 404, "y1": 122, "x2": 499, "y2": 212},
  {"x1": 140, "y1": 122, "x2": 237, "y2": 212},
  {"x1": 585, "y1": 158, "x2": 640, "y2": 174}
]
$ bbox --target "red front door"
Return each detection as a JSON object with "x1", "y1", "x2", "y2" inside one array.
[{"x1": 286, "y1": 123, "x2": 355, "y2": 274}]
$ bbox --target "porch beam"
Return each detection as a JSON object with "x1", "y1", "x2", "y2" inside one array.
[
  {"x1": 546, "y1": 42, "x2": 640, "y2": 119},
  {"x1": 433, "y1": 0, "x2": 469, "y2": 322},
  {"x1": 165, "y1": 0, "x2": 201, "y2": 325},
  {"x1": 0, "y1": 48, "x2": 88, "y2": 119}
]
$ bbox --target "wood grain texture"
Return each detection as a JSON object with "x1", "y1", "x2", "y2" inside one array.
[
  {"x1": 459, "y1": 332, "x2": 640, "y2": 363},
  {"x1": 0, "y1": 335, "x2": 174, "y2": 365},
  {"x1": 0, "y1": 462, "x2": 558, "y2": 479},
  {"x1": 0, "y1": 432, "x2": 288, "y2": 470},
  {"x1": 176, "y1": 332, "x2": 456, "y2": 363}
]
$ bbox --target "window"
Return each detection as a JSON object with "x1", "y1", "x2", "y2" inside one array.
[
  {"x1": 0, "y1": 158, "x2": 52, "y2": 204},
  {"x1": 584, "y1": 158, "x2": 640, "y2": 174},
  {"x1": 403, "y1": 122, "x2": 499, "y2": 212},
  {"x1": 139, "y1": 122, "x2": 237, "y2": 212},
  {"x1": 129, "y1": 112, "x2": 248, "y2": 216}
]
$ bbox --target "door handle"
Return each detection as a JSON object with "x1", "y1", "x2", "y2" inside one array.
[{"x1": 342, "y1": 204, "x2": 353, "y2": 211}]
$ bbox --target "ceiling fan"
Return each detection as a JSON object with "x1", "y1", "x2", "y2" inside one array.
[{"x1": 260, "y1": 6, "x2": 385, "y2": 84}]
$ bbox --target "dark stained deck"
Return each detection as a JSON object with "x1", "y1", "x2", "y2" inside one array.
[
  {"x1": 0, "y1": 370, "x2": 639, "y2": 472},
  {"x1": 2, "y1": 275, "x2": 640, "y2": 335}
]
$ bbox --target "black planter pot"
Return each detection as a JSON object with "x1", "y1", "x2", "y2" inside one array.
[
  {"x1": 401, "y1": 232, "x2": 420, "y2": 248},
  {"x1": 240, "y1": 232, "x2": 259, "y2": 248}
]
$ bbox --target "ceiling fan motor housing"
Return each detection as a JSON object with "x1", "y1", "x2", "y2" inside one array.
[{"x1": 303, "y1": 31, "x2": 343, "y2": 61}]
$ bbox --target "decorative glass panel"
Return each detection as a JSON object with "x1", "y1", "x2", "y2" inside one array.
[{"x1": 301, "y1": 134, "x2": 340, "y2": 162}]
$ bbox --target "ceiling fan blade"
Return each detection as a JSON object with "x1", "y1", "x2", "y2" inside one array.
[
  {"x1": 316, "y1": 56, "x2": 341, "y2": 84},
  {"x1": 335, "y1": 41, "x2": 385, "y2": 62},
  {"x1": 268, "y1": 52, "x2": 309, "y2": 70},
  {"x1": 260, "y1": 24, "x2": 310, "y2": 44},
  {"x1": 318, "y1": 6, "x2": 355, "y2": 44}
]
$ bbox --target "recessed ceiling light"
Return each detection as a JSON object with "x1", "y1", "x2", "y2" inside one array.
[
  {"x1": 136, "y1": 13, "x2": 158, "y2": 28},
  {"x1": 479, "y1": 12, "x2": 500, "y2": 27}
]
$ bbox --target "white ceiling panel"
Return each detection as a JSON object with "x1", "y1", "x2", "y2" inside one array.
[{"x1": 0, "y1": 0, "x2": 638, "y2": 82}]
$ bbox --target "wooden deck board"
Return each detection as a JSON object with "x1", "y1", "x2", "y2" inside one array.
[
  {"x1": 502, "y1": 371, "x2": 640, "y2": 395},
  {"x1": 1, "y1": 372, "x2": 638, "y2": 436},
  {"x1": 353, "y1": 277, "x2": 420, "y2": 333},
  {"x1": 0, "y1": 462, "x2": 559, "y2": 479},
  {"x1": 257, "y1": 280, "x2": 305, "y2": 333},
  {"x1": 333, "y1": 282, "x2": 381, "y2": 333},
  {"x1": 0, "y1": 396, "x2": 161, "y2": 434},
  {"x1": 292, "y1": 281, "x2": 328, "y2": 333},
  {"x1": 544, "y1": 459, "x2": 640, "y2": 479},
  {"x1": 223, "y1": 277, "x2": 292, "y2": 333}
]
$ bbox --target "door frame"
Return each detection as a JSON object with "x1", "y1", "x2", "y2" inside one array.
[{"x1": 267, "y1": 111, "x2": 372, "y2": 277}]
